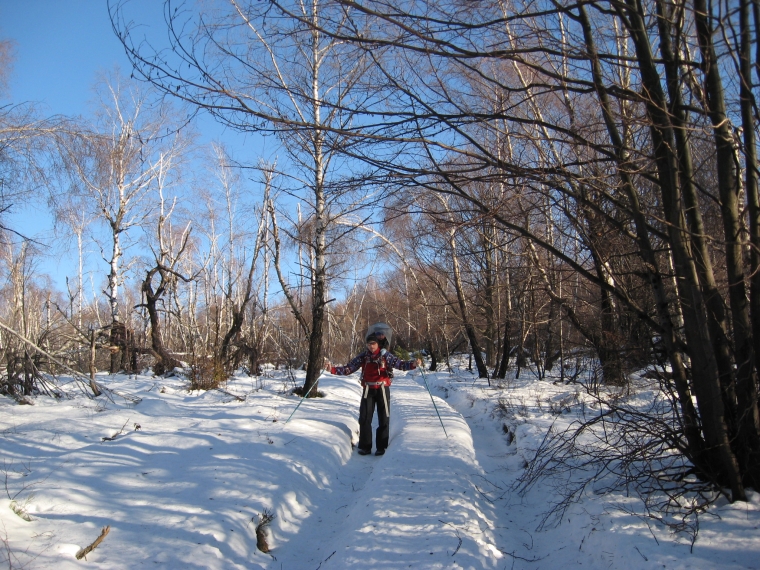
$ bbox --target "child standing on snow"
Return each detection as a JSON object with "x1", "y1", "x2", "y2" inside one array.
[{"x1": 325, "y1": 333, "x2": 421, "y2": 456}]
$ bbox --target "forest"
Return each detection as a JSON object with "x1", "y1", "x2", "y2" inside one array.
[{"x1": 2, "y1": 0, "x2": 760, "y2": 519}]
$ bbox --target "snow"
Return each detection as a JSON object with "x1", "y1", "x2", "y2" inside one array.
[{"x1": 1, "y1": 363, "x2": 759, "y2": 569}]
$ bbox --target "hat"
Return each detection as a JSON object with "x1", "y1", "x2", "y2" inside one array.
[{"x1": 366, "y1": 333, "x2": 380, "y2": 344}]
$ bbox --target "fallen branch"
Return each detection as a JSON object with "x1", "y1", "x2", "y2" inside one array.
[
  {"x1": 216, "y1": 388, "x2": 246, "y2": 401},
  {"x1": 75, "y1": 525, "x2": 110, "y2": 560},
  {"x1": 0, "y1": 319, "x2": 141, "y2": 404},
  {"x1": 101, "y1": 419, "x2": 131, "y2": 442}
]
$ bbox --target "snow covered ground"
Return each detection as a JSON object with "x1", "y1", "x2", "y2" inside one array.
[{"x1": 1, "y1": 361, "x2": 758, "y2": 569}]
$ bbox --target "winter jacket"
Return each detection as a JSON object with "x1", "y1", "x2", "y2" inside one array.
[{"x1": 331, "y1": 348, "x2": 417, "y2": 388}]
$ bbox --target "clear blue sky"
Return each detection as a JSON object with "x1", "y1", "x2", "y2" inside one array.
[
  {"x1": 0, "y1": 0, "x2": 264, "y2": 145},
  {"x1": 0, "y1": 1, "x2": 161, "y2": 114}
]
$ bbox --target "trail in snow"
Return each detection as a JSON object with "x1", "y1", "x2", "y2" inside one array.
[
  {"x1": 282, "y1": 372, "x2": 505, "y2": 569},
  {"x1": 424, "y1": 371, "x2": 760, "y2": 570}
]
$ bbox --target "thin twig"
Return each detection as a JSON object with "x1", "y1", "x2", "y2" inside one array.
[{"x1": 101, "y1": 419, "x2": 131, "y2": 442}]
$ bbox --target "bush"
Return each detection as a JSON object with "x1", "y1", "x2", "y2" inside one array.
[
  {"x1": 255, "y1": 509, "x2": 275, "y2": 553},
  {"x1": 189, "y1": 356, "x2": 227, "y2": 390},
  {"x1": 292, "y1": 385, "x2": 325, "y2": 398}
]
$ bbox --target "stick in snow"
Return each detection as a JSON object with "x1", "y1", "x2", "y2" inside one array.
[
  {"x1": 216, "y1": 388, "x2": 246, "y2": 401},
  {"x1": 101, "y1": 419, "x2": 131, "y2": 442},
  {"x1": 75, "y1": 526, "x2": 110, "y2": 560}
]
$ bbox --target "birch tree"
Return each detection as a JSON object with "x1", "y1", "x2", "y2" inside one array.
[
  {"x1": 60, "y1": 76, "x2": 187, "y2": 372},
  {"x1": 112, "y1": 0, "x2": 376, "y2": 395}
]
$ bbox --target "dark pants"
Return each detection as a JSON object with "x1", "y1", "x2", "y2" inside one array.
[{"x1": 358, "y1": 385, "x2": 390, "y2": 452}]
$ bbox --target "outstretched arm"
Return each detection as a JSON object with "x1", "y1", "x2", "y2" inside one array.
[{"x1": 326, "y1": 353, "x2": 364, "y2": 376}]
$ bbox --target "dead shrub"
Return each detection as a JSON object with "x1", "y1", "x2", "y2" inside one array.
[
  {"x1": 255, "y1": 509, "x2": 275, "y2": 553},
  {"x1": 189, "y1": 356, "x2": 227, "y2": 390}
]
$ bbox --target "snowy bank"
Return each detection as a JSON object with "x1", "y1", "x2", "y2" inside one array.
[{"x1": 0, "y1": 365, "x2": 758, "y2": 569}]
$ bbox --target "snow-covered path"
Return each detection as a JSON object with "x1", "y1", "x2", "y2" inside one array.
[{"x1": 281, "y1": 372, "x2": 504, "y2": 569}]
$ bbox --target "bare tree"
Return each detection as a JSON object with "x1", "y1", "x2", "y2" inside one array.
[
  {"x1": 139, "y1": 172, "x2": 193, "y2": 375},
  {"x1": 112, "y1": 0, "x2": 378, "y2": 395},
  {"x1": 59, "y1": 75, "x2": 187, "y2": 372}
]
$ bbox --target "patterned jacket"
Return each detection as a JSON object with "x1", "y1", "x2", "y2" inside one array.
[{"x1": 331, "y1": 349, "x2": 417, "y2": 388}]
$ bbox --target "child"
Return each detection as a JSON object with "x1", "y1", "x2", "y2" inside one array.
[{"x1": 326, "y1": 333, "x2": 421, "y2": 455}]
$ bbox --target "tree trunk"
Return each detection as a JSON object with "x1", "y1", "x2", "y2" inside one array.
[
  {"x1": 579, "y1": 3, "x2": 708, "y2": 482},
  {"x1": 220, "y1": 251, "x2": 259, "y2": 368},
  {"x1": 301, "y1": 70, "x2": 328, "y2": 396},
  {"x1": 694, "y1": 0, "x2": 760, "y2": 488},
  {"x1": 741, "y1": 0, "x2": 760, "y2": 478},
  {"x1": 449, "y1": 228, "x2": 489, "y2": 379},
  {"x1": 89, "y1": 328, "x2": 101, "y2": 396},
  {"x1": 483, "y1": 222, "x2": 497, "y2": 367},
  {"x1": 428, "y1": 341, "x2": 439, "y2": 372},
  {"x1": 495, "y1": 317, "x2": 511, "y2": 379},
  {"x1": 615, "y1": 0, "x2": 745, "y2": 499},
  {"x1": 142, "y1": 265, "x2": 183, "y2": 375},
  {"x1": 108, "y1": 229, "x2": 122, "y2": 374},
  {"x1": 654, "y1": 0, "x2": 740, "y2": 459}
]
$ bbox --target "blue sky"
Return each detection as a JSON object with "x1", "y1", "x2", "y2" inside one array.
[
  {"x1": 0, "y1": 1, "x2": 158, "y2": 114},
  {"x1": 1, "y1": 1, "x2": 143, "y2": 287},
  {"x1": 0, "y1": 1, "x2": 268, "y2": 290}
]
